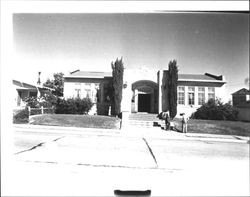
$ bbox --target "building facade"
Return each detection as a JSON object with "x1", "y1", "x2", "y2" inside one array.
[{"x1": 64, "y1": 68, "x2": 226, "y2": 116}]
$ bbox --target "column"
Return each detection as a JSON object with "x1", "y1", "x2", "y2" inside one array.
[
  {"x1": 158, "y1": 70, "x2": 163, "y2": 113},
  {"x1": 100, "y1": 83, "x2": 104, "y2": 104},
  {"x1": 134, "y1": 89, "x2": 138, "y2": 113},
  {"x1": 151, "y1": 92, "x2": 154, "y2": 113},
  {"x1": 194, "y1": 86, "x2": 198, "y2": 107}
]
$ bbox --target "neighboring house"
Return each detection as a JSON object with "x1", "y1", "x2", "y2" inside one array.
[
  {"x1": 232, "y1": 88, "x2": 250, "y2": 106},
  {"x1": 63, "y1": 68, "x2": 226, "y2": 117},
  {"x1": 232, "y1": 88, "x2": 250, "y2": 122},
  {"x1": 13, "y1": 79, "x2": 53, "y2": 109}
]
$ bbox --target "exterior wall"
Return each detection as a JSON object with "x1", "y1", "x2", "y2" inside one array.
[
  {"x1": 233, "y1": 95, "x2": 248, "y2": 106},
  {"x1": 64, "y1": 77, "x2": 113, "y2": 115},
  {"x1": 130, "y1": 80, "x2": 158, "y2": 113},
  {"x1": 236, "y1": 105, "x2": 250, "y2": 122},
  {"x1": 157, "y1": 71, "x2": 225, "y2": 117},
  {"x1": 64, "y1": 69, "x2": 226, "y2": 117},
  {"x1": 123, "y1": 68, "x2": 158, "y2": 114},
  {"x1": 176, "y1": 82, "x2": 225, "y2": 117}
]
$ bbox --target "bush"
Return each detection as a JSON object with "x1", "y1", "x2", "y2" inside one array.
[
  {"x1": 55, "y1": 97, "x2": 94, "y2": 114},
  {"x1": 43, "y1": 108, "x2": 55, "y2": 114},
  {"x1": 30, "y1": 108, "x2": 42, "y2": 115},
  {"x1": 193, "y1": 99, "x2": 239, "y2": 121},
  {"x1": 24, "y1": 97, "x2": 40, "y2": 108},
  {"x1": 13, "y1": 108, "x2": 29, "y2": 123},
  {"x1": 24, "y1": 91, "x2": 58, "y2": 109}
]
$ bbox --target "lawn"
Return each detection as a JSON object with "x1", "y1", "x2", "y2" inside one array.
[
  {"x1": 23, "y1": 114, "x2": 250, "y2": 137},
  {"x1": 173, "y1": 118, "x2": 250, "y2": 137},
  {"x1": 29, "y1": 114, "x2": 121, "y2": 129}
]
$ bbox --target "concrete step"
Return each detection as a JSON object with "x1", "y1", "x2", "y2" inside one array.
[
  {"x1": 127, "y1": 120, "x2": 165, "y2": 129},
  {"x1": 128, "y1": 113, "x2": 159, "y2": 121},
  {"x1": 127, "y1": 113, "x2": 165, "y2": 128}
]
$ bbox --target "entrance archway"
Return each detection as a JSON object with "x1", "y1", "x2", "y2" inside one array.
[{"x1": 131, "y1": 80, "x2": 158, "y2": 113}]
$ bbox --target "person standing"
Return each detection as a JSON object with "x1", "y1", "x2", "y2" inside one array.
[
  {"x1": 164, "y1": 111, "x2": 170, "y2": 130},
  {"x1": 157, "y1": 111, "x2": 170, "y2": 130},
  {"x1": 181, "y1": 113, "x2": 189, "y2": 133}
]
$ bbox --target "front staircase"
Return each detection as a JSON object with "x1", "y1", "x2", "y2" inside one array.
[{"x1": 127, "y1": 113, "x2": 165, "y2": 129}]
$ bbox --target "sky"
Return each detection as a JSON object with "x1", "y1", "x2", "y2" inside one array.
[{"x1": 13, "y1": 13, "x2": 249, "y2": 101}]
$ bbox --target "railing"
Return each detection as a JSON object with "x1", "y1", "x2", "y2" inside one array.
[{"x1": 27, "y1": 106, "x2": 54, "y2": 116}]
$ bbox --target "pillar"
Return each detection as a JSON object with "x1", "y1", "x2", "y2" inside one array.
[
  {"x1": 134, "y1": 89, "x2": 138, "y2": 113},
  {"x1": 157, "y1": 70, "x2": 163, "y2": 113}
]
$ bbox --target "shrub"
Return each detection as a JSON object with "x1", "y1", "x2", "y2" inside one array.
[
  {"x1": 13, "y1": 108, "x2": 29, "y2": 123},
  {"x1": 24, "y1": 90, "x2": 58, "y2": 109},
  {"x1": 193, "y1": 99, "x2": 239, "y2": 121},
  {"x1": 30, "y1": 108, "x2": 42, "y2": 116},
  {"x1": 24, "y1": 97, "x2": 40, "y2": 108},
  {"x1": 55, "y1": 97, "x2": 94, "y2": 114},
  {"x1": 43, "y1": 108, "x2": 55, "y2": 114}
]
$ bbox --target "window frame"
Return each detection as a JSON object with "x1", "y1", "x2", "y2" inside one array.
[
  {"x1": 198, "y1": 87, "x2": 205, "y2": 105},
  {"x1": 188, "y1": 86, "x2": 195, "y2": 105},
  {"x1": 208, "y1": 87, "x2": 215, "y2": 100},
  {"x1": 177, "y1": 86, "x2": 185, "y2": 105}
]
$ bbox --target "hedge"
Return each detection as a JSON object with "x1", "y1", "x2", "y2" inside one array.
[
  {"x1": 193, "y1": 99, "x2": 239, "y2": 121},
  {"x1": 55, "y1": 97, "x2": 94, "y2": 114},
  {"x1": 13, "y1": 108, "x2": 29, "y2": 124}
]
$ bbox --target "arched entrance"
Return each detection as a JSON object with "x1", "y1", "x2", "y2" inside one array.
[{"x1": 131, "y1": 80, "x2": 158, "y2": 113}]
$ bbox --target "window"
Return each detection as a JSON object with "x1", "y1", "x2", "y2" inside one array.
[
  {"x1": 178, "y1": 86, "x2": 185, "y2": 105},
  {"x1": 85, "y1": 89, "x2": 91, "y2": 98},
  {"x1": 74, "y1": 83, "x2": 81, "y2": 98},
  {"x1": 208, "y1": 87, "x2": 215, "y2": 100},
  {"x1": 198, "y1": 87, "x2": 205, "y2": 105},
  {"x1": 75, "y1": 89, "x2": 81, "y2": 98},
  {"x1": 85, "y1": 83, "x2": 91, "y2": 88},
  {"x1": 188, "y1": 87, "x2": 195, "y2": 105}
]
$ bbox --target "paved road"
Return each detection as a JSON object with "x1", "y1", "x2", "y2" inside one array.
[{"x1": 4, "y1": 125, "x2": 250, "y2": 196}]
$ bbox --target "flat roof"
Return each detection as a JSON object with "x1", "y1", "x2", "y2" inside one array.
[
  {"x1": 178, "y1": 74, "x2": 225, "y2": 83},
  {"x1": 65, "y1": 71, "x2": 112, "y2": 78},
  {"x1": 65, "y1": 70, "x2": 225, "y2": 83}
]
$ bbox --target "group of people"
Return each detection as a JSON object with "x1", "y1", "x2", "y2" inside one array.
[{"x1": 157, "y1": 111, "x2": 189, "y2": 133}]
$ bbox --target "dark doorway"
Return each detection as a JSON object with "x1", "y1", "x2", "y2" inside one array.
[{"x1": 138, "y1": 94, "x2": 151, "y2": 112}]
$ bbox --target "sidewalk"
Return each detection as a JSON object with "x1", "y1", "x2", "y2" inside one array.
[
  {"x1": 14, "y1": 124, "x2": 250, "y2": 143},
  {"x1": 123, "y1": 127, "x2": 250, "y2": 143}
]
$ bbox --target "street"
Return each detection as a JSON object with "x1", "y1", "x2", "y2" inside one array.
[{"x1": 5, "y1": 125, "x2": 250, "y2": 196}]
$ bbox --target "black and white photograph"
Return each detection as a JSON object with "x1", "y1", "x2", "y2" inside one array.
[{"x1": 1, "y1": 1, "x2": 249, "y2": 196}]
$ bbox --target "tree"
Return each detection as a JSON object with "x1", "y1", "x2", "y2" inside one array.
[
  {"x1": 111, "y1": 58, "x2": 124, "y2": 116},
  {"x1": 168, "y1": 60, "x2": 178, "y2": 118},
  {"x1": 43, "y1": 72, "x2": 64, "y2": 97}
]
